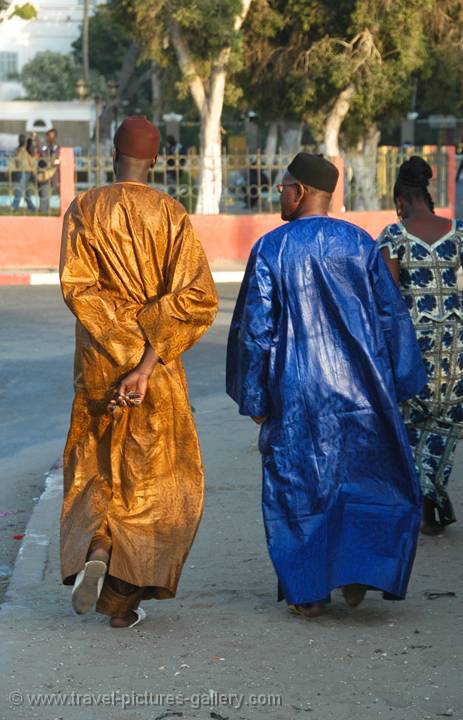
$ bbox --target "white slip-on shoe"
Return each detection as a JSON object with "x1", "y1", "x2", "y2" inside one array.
[
  {"x1": 128, "y1": 607, "x2": 146, "y2": 628},
  {"x1": 71, "y1": 560, "x2": 107, "y2": 615}
]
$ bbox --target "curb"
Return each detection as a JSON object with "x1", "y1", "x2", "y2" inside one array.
[
  {"x1": 0, "y1": 270, "x2": 245, "y2": 286},
  {"x1": 2, "y1": 461, "x2": 63, "y2": 609}
]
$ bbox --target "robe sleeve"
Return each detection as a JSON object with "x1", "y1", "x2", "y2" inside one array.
[
  {"x1": 376, "y1": 225, "x2": 399, "y2": 258},
  {"x1": 137, "y1": 212, "x2": 218, "y2": 364},
  {"x1": 368, "y1": 244, "x2": 427, "y2": 402},
  {"x1": 226, "y1": 243, "x2": 276, "y2": 417},
  {"x1": 60, "y1": 198, "x2": 146, "y2": 366}
]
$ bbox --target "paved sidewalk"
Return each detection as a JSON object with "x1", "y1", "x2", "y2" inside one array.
[{"x1": 0, "y1": 392, "x2": 462, "y2": 720}]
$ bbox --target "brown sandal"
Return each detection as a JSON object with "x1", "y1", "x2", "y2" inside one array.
[{"x1": 288, "y1": 603, "x2": 324, "y2": 618}]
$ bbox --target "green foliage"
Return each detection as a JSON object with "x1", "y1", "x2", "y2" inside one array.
[
  {"x1": 415, "y1": 0, "x2": 463, "y2": 117},
  {"x1": 0, "y1": 1, "x2": 36, "y2": 21},
  {"x1": 173, "y1": 0, "x2": 245, "y2": 57},
  {"x1": 21, "y1": 51, "x2": 79, "y2": 100},
  {"x1": 132, "y1": 0, "x2": 249, "y2": 113},
  {"x1": 240, "y1": 0, "x2": 434, "y2": 145},
  {"x1": 13, "y1": 2, "x2": 36, "y2": 19},
  {"x1": 133, "y1": 0, "x2": 245, "y2": 61},
  {"x1": 72, "y1": 1, "x2": 133, "y2": 78},
  {"x1": 20, "y1": 51, "x2": 108, "y2": 101},
  {"x1": 71, "y1": 0, "x2": 155, "y2": 116},
  {"x1": 416, "y1": 45, "x2": 463, "y2": 116},
  {"x1": 64, "y1": 0, "x2": 463, "y2": 149}
]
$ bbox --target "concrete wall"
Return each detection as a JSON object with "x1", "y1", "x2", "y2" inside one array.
[{"x1": 0, "y1": 149, "x2": 455, "y2": 270}]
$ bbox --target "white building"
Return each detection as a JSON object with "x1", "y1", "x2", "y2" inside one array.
[
  {"x1": 0, "y1": 100, "x2": 96, "y2": 150},
  {"x1": 0, "y1": 0, "x2": 104, "y2": 100}
]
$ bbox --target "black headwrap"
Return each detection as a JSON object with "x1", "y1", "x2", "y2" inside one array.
[{"x1": 287, "y1": 152, "x2": 339, "y2": 193}]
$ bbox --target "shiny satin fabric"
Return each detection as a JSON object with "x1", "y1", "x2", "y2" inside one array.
[
  {"x1": 226, "y1": 216, "x2": 427, "y2": 605},
  {"x1": 60, "y1": 182, "x2": 218, "y2": 598}
]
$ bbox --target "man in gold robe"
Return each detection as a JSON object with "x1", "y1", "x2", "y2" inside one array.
[{"x1": 60, "y1": 116, "x2": 218, "y2": 628}]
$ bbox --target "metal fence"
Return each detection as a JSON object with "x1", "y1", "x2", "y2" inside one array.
[
  {"x1": 344, "y1": 146, "x2": 450, "y2": 211},
  {"x1": 0, "y1": 146, "x2": 452, "y2": 215},
  {"x1": 74, "y1": 150, "x2": 293, "y2": 214},
  {"x1": 76, "y1": 147, "x2": 452, "y2": 214}
]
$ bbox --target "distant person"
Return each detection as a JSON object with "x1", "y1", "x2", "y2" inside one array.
[
  {"x1": 38, "y1": 128, "x2": 60, "y2": 212},
  {"x1": 9, "y1": 134, "x2": 36, "y2": 212},
  {"x1": 378, "y1": 156, "x2": 463, "y2": 534},
  {"x1": 243, "y1": 159, "x2": 269, "y2": 210},
  {"x1": 60, "y1": 116, "x2": 217, "y2": 629},
  {"x1": 30, "y1": 131, "x2": 42, "y2": 157},
  {"x1": 166, "y1": 133, "x2": 182, "y2": 156},
  {"x1": 26, "y1": 136, "x2": 39, "y2": 159},
  {"x1": 41, "y1": 127, "x2": 60, "y2": 162},
  {"x1": 227, "y1": 153, "x2": 427, "y2": 618},
  {"x1": 37, "y1": 158, "x2": 59, "y2": 213}
]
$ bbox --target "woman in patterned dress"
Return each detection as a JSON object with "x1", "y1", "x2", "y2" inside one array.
[{"x1": 377, "y1": 156, "x2": 463, "y2": 534}]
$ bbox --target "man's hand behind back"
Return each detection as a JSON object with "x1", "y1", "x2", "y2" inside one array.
[{"x1": 107, "y1": 345, "x2": 159, "y2": 413}]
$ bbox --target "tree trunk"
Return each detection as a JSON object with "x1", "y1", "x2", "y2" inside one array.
[
  {"x1": 264, "y1": 122, "x2": 278, "y2": 165},
  {"x1": 151, "y1": 66, "x2": 161, "y2": 124},
  {"x1": 324, "y1": 84, "x2": 355, "y2": 157},
  {"x1": 195, "y1": 109, "x2": 223, "y2": 214},
  {"x1": 195, "y1": 56, "x2": 228, "y2": 214},
  {"x1": 348, "y1": 124, "x2": 381, "y2": 211},
  {"x1": 280, "y1": 121, "x2": 303, "y2": 158},
  {"x1": 98, "y1": 43, "x2": 142, "y2": 141},
  {"x1": 169, "y1": 0, "x2": 252, "y2": 214},
  {"x1": 82, "y1": 0, "x2": 90, "y2": 83}
]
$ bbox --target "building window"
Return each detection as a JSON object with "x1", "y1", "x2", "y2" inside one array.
[{"x1": 0, "y1": 52, "x2": 18, "y2": 81}]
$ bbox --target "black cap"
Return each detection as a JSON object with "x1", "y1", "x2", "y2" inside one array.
[{"x1": 287, "y1": 152, "x2": 339, "y2": 193}]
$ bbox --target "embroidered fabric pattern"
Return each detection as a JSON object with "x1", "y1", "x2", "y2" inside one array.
[
  {"x1": 378, "y1": 221, "x2": 463, "y2": 524},
  {"x1": 377, "y1": 220, "x2": 463, "y2": 323}
]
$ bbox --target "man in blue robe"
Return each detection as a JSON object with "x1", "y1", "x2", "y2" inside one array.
[{"x1": 226, "y1": 153, "x2": 427, "y2": 618}]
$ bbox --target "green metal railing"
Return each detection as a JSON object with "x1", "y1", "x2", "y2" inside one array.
[
  {"x1": 74, "y1": 150, "x2": 295, "y2": 214},
  {"x1": 0, "y1": 146, "x2": 453, "y2": 215},
  {"x1": 75, "y1": 146, "x2": 454, "y2": 214},
  {"x1": 344, "y1": 146, "x2": 450, "y2": 211}
]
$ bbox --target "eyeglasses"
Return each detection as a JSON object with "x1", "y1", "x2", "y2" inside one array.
[{"x1": 276, "y1": 182, "x2": 300, "y2": 194}]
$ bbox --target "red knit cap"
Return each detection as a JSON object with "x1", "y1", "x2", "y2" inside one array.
[{"x1": 113, "y1": 116, "x2": 161, "y2": 159}]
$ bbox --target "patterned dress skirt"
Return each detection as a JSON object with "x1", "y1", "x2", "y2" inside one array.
[{"x1": 401, "y1": 318, "x2": 463, "y2": 525}]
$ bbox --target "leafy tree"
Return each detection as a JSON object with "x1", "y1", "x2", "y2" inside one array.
[
  {"x1": 0, "y1": 1, "x2": 36, "y2": 22},
  {"x1": 415, "y1": 1, "x2": 463, "y2": 117},
  {"x1": 73, "y1": 0, "x2": 156, "y2": 140},
  {"x1": 21, "y1": 51, "x2": 80, "y2": 100},
  {"x1": 241, "y1": 0, "x2": 433, "y2": 207},
  {"x1": 243, "y1": 0, "x2": 431, "y2": 150},
  {"x1": 133, "y1": 0, "x2": 253, "y2": 213},
  {"x1": 72, "y1": 1, "x2": 133, "y2": 78},
  {"x1": 20, "y1": 50, "x2": 106, "y2": 101}
]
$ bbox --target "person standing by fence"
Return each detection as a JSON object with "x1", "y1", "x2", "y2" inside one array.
[
  {"x1": 38, "y1": 128, "x2": 60, "y2": 213},
  {"x1": 9, "y1": 134, "x2": 36, "y2": 212},
  {"x1": 377, "y1": 156, "x2": 463, "y2": 534}
]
